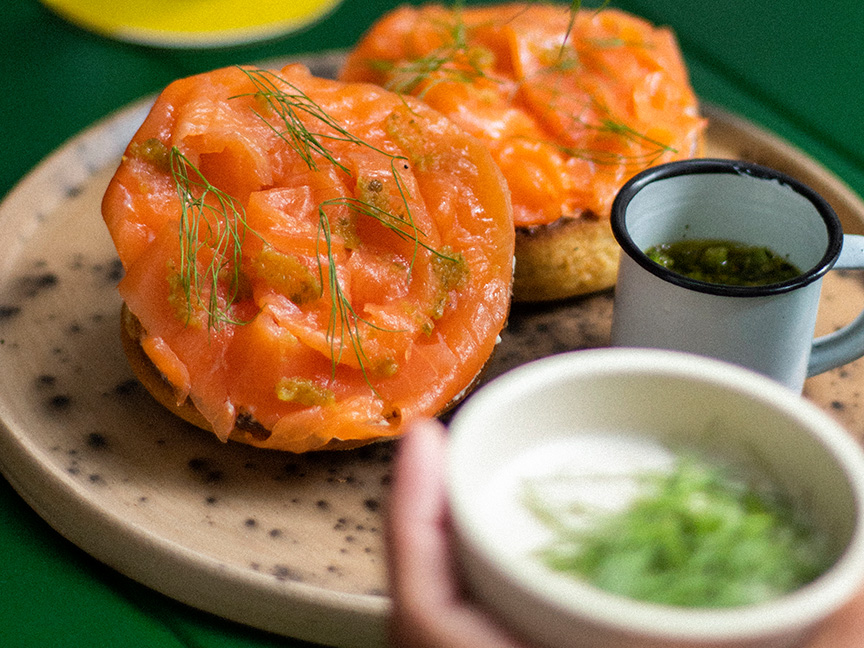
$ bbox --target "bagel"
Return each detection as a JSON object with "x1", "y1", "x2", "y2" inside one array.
[
  {"x1": 119, "y1": 304, "x2": 485, "y2": 451},
  {"x1": 102, "y1": 64, "x2": 514, "y2": 452},
  {"x1": 340, "y1": 3, "x2": 706, "y2": 300}
]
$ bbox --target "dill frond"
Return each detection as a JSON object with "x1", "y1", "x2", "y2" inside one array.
[
  {"x1": 530, "y1": 73, "x2": 678, "y2": 167},
  {"x1": 234, "y1": 68, "x2": 426, "y2": 265},
  {"x1": 371, "y1": 1, "x2": 497, "y2": 97},
  {"x1": 236, "y1": 67, "x2": 461, "y2": 266},
  {"x1": 235, "y1": 68, "x2": 354, "y2": 174},
  {"x1": 316, "y1": 204, "x2": 392, "y2": 392},
  {"x1": 559, "y1": 0, "x2": 612, "y2": 56},
  {"x1": 170, "y1": 146, "x2": 252, "y2": 329},
  {"x1": 551, "y1": 118, "x2": 677, "y2": 167},
  {"x1": 559, "y1": 0, "x2": 582, "y2": 56}
]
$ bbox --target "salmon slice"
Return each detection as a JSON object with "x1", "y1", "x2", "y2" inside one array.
[
  {"x1": 102, "y1": 64, "x2": 514, "y2": 452},
  {"x1": 340, "y1": 3, "x2": 706, "y2": 229}
]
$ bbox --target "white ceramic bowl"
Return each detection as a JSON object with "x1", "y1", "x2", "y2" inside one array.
[{"x1": 446, "y1": 348, "x2": 864, "y2": 648}]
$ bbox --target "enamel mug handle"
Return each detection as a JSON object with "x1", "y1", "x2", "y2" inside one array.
[{"x1": 809, "y1": 234, "x2": 864, "y2": 376}]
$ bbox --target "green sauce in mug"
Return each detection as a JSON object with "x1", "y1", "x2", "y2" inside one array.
[{"x1": 644, "y1": 239, "x2": 801, "y2": 286}]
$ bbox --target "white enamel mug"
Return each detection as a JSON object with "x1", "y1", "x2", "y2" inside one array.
[{"x1": 610, "y1": 158, "x2": 864, "y2": 392}]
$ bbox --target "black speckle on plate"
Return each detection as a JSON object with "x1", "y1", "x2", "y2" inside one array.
[
  {"x1": 275, "y1": 462, "x2": 306, "y2": 481},
  {"x1": 47, "y1": 394, "x2": 73, "y2": 411},
  {"x1": 36, "y1": 374, "x2": 57, "y2": 388},
  {"x1": 271, "y1": 565, "x2": 303, "y2": 582},
  {"x1": 0, "y1": 305, "x2": 21, "y2": 320},
  {"x1": 107, "y1": 379, "x2": 141, "y2": 398},
  {"x1": 86, "y1": 432, "x2": 109, "y2": 450},
  {"x1": 65, "y1": 184, "x2": 84, "y2": 199},
  {"x1": 187, "y1": 457, "x2": 225, "y2": 485},
  {"x1": 16, "y1": 272, "x2": 59, "y2": 299},
  {"x1": 107, "y1": 258, "x2": 124, "y2": 282}
]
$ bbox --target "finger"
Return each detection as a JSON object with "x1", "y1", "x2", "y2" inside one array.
[
  {"x1": 386, "y1": 418, "x2": 456, "y2": 607},
  {"x1": 803, "y1": 588, "x2": 864, "y2": 647},
  {"x1": 386, "y1": 419, "x2": 528, "y2": 648}
]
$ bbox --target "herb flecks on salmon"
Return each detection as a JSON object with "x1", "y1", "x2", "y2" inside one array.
[
  {"x1": 102, "y1": 64, "x2": 514, "y2": 452},
  {"x1": 251, "y1": 246, "x2": 320, "y2": 305}
]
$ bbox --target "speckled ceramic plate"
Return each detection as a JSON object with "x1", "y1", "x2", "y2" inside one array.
[{"x1": 2, "y1": 52, "x2": 864, "y2": 648}]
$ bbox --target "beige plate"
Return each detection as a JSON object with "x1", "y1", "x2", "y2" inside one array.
[{"x1": 1, "y1": 52, "x2": 863, "y2": 648}]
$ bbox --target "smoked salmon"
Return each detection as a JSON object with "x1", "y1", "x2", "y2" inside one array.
[
  {"x1": 340, "y1": 3, "x2": 706, "y2": 300},
  {"x1": 102, "y1": 64, "x2": 514, "y2": 452}
]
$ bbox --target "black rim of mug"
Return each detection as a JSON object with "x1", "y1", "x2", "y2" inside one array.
[{"x1": 610, "y1": 158, "x2": 844, "y2": 297}]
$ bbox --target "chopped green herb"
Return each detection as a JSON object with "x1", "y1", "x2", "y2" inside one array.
[
  {"x1": 525, "y1": 455, "x2": 831, "y2": 607},
  {"x1": 645, "y1": 239, "x2": 801, "y2": 287},
  {"x1": 129, "y1": 137, "x2": 171, "y2": 172},
  {"x1": 276, "y1": 377, "x2": 335, "y2": 407}
]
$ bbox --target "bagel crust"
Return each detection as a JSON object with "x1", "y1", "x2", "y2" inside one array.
[
  {"x1": 120, "y1": 303, "x2": 213, "y2": 433},
  {"x1": 513, "y1": 215, "x2": 620, "y2": 302}
]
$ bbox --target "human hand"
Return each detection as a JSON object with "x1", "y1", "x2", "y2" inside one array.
[
  {"x1": 385, "y1": 418, "x2": 864, "y2": 648},
  {"x1": 804, "y1": 587, "x2": 864, "y2": 647},
  {"x1": 386, "y1": 418, "x2": 530, "y2": 648}
]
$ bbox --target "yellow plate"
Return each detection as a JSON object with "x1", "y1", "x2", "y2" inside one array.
[{"x1": 40, "y1": 0, "x2": 343, "y2": 48}]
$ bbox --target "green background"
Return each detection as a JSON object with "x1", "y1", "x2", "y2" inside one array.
[{"x1": 2, "y1": 0, "x2": 863, "y2": 645}]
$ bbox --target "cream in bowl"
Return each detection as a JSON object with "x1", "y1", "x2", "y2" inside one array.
[{"x1": 446, "y1": 348, "x2": 864, "y2": 648}]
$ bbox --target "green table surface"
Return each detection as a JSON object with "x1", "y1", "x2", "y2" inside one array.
[{"x1": 2, "y1": 1, "x2": 863, "y2": 646}]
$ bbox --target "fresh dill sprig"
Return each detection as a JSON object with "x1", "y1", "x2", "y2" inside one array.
[
  {"x1": 314, "y1": 196, "x2": 459, "y2": 389},
  {"x1": 170, "y1": 146, "x2": 251, "y2": 329},
  {"x1": 316, "y1": 203, "x2": 391, "y2": 390},
  {"x1": 559, "y1": 0, "x2": 612, "y2": 57},
  {"x1": 235, "y1": 66, "x2": 462, "y2": 267},
  {"x1": 596, "y1": 118, "x2": 678, "y2": 162},
  {"x1": 236, "y1": 67, "x2": 354, "y2": 174},
  {"x1": 370, "y1": 0, "x2": 496, "y2": 97},
  {"x1": 532, "y1": 75, "x2": 678, "y2": 167},
  {"x1": 509, "y1": 113, "x2": 677, "y2": 168},
  {"x1": 560, "y1": 0, "x2": 582, "y2": 56},
  {"x1": 553, "y1": 118, "x2": 678, "y2": 167},
  {"x1": 233, "y1": 67, "x2": 444, "y2": 273}
]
